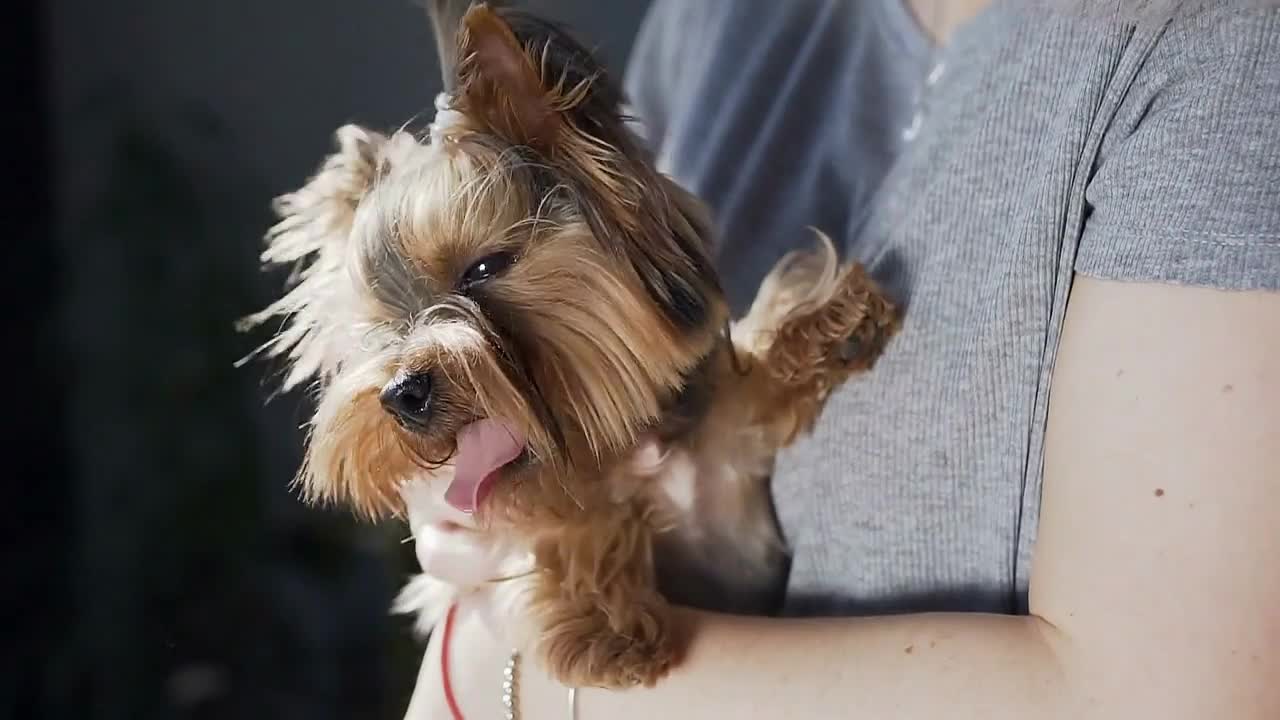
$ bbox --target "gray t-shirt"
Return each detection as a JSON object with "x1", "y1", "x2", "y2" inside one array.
[{"x1": 626, "y1": 0, "x2": 1280, "y2": 617}]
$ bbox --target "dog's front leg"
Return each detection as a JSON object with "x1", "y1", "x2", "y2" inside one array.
[
  {"x1": 527, "y1": 502, "x2": 678, "y2": 689},
  {"x1": 741, "y1": 254, "x2": 899, "y2": 446}
]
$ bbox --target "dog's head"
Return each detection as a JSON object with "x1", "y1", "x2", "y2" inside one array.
[{"x1": 245, "y1": 4, "x2": 726, "y2": 520}]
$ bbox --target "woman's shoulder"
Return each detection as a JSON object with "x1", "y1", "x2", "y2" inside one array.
[
  {"x1": 1078, "y1": 1, "x2": 1280, "y2": 292},
  {"x1": 1144, "y1": 1, "x2": 1280, "y2": 73},
  {"x1": 1086, "y1": 0, "x2": 1280, "y2": 108}
]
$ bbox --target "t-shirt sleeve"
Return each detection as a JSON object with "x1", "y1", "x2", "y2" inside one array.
[{"x1": 1076, "y1": 8, "x2": 1280, "y2": 291}]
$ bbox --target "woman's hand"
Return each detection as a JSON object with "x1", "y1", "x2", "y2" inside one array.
[
  {"x1": 397, "y1": 437, "x2": 670, "y2": 719},
  {"x1": 403, "y1": 590, "x2": 529, "y2": 720},
  {"x1": 400, "y1": 472, "x2": 592, "y2": 720},
  {"x1": 399, "y1": 477, "x2": 543, "y2": 719},
  {"x1": 401, "y1": 477, "x2": 521, "y2": 590}
]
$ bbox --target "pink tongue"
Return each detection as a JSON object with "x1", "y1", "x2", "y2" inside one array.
[{"x1": 445, "y1": 418, "x2": 526, "y2": 514}]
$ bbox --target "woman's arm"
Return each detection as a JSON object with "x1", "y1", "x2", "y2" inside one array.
[
  {"x1": 1031, "y1": 277, "x2": 1279, "y2": 719},
  {"x1": 423, "y1": 277, "x2": 1280, "y2": 720}
]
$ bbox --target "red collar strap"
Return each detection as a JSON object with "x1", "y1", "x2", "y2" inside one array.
[{"x1": 442, "y1": 604, "x2": 465, "y2": 720}]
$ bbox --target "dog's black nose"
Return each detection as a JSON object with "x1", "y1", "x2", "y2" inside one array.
[{"x1": 380, "y1": 372, "x2": 433, "y2": 430}]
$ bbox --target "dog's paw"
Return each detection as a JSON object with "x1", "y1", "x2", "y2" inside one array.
[
  {"x1": 829, "y1": 264, "x2": 897, "y2": 372},
  {"x1": 764, "y1": 260, "x2": 898, "y2": 388},
  {"x1": 537, "y1": 594, "x2": 676, "y2": 689}
]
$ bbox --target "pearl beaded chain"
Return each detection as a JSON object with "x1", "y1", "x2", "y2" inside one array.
[{"x1": 501, "y1": 649, "x2": 521, "y2": 720}]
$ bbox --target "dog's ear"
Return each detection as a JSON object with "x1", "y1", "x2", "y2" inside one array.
[
  {"x1": 240, "y1": 124, "x2": 390, "y2": 389},
  {"x1": 427, "y1": 0, "x2": 506, "y2": 93},
  {"x1": 453, "y1": 4, "x2": 565, "y2": 148},
  {"x1": 449, "y1": 4, "x2": 726, "y2": 336}
]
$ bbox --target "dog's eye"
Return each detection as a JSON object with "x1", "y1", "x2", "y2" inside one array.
[{"x1": 460, "y1": 251, "x2": 516, "y2": 289}]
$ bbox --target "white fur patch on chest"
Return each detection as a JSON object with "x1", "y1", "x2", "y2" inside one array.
[{"x1": 656, "y1": 449, "x2": 699, "y2": 515}]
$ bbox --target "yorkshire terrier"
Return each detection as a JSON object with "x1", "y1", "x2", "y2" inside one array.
[{"x1": 244, "y1": 2, "x2": 897, "y2": 690}]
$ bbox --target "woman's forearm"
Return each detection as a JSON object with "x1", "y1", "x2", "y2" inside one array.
[{"x1": 520, "y1": 608, "x2": 1075, "y2": 720}]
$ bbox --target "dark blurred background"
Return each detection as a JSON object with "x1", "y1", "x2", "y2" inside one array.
[{"x1": 13, "y1": 2, "x2": 650, "y2": 718}]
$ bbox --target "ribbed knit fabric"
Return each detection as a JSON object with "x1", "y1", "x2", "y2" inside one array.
[{"x1": 626, "y1": 0, "x2": 1280, "y2": 617}]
